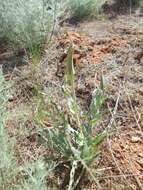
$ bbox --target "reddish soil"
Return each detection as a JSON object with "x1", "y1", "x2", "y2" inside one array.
[
  {"x1": 42, "y1": 11, "x2": 143, "y2": 189},
  {"x1": 2, "y1": 9, "x2": 143, "y2": 190}
]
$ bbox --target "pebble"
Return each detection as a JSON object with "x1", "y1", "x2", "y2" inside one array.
[
  {"x1": 131, "y1": 136, "x2": 141, "y2": 143},
  {"x1": 137, "y1": 159, "x2": 143, "y2": 167},
  {"x1": 138, "y1": 153, "x2": 143, "y2": 158},
  {"x1": 139, "y1": 87, "x2": 143, "y2": 95}
]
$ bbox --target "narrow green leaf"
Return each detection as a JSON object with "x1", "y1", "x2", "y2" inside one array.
[
  {"x1": 90, "y1": 133, "x2": 106, "y2": 146},
  {"x1": 100, "y1": 74, "x2": 104, "y2": 91},
  {"x1": 65, "y1": 46, "x2": 75, "y2": 87}
]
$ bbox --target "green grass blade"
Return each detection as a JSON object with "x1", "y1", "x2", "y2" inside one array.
[{"x1": 65, "y1": 46, "x2": 75, "y2": 88}]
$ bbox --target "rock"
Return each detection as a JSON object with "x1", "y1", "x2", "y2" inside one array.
[
  {"x1": 137, "y1": 159, "x2": 143, "y2": 167},
  {"x1": 139, "y1": 87, "x2": 143, "y2": 96},
  {"x1": 138, "y1": 153, "x2": 143, "y2": 158},
  {"x1": 131, "y1": 136, "x2": 141, "y2": 143}
]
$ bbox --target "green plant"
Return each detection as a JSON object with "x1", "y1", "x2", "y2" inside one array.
[
  {"x1": 0, "y1": 69, "x2": 56, "y2": 189},
  {"x1": 38, "y1": 46, "x2": 108, "y2": 189},
  {"x1": 0, "y1": 70, "x2": 17, "y2": 190},
  {"x1": 113, "y1": 0, "x2": 142, "y2": 7},
  {"x1": 18, "y1": 159, "x2": 56, "y2": 190},
  {"x1": 0, "y1": 0, "x2": 55, "y2": 50},
  {"x1": 67, "y1": 0, "x2": 106, "y2": 20}
]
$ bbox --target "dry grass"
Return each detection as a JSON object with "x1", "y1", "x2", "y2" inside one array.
[{"x1": 0, "y1": 2, "x2": 143, "y2": 189}]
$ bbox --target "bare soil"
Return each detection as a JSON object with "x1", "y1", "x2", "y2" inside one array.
[
  {"x1": 42, "y1": 11, "x2": 143, "y2": 189},
  {"x1": 1, "y1": 9, "x2": 143, "y2": 190}
]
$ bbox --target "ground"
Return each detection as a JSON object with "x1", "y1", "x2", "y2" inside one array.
[
  {"x1": 0, "y1": 9, "x2": 143, "y2": 190},
  {"x1": 42, "y1": 11, "x2": 143, "y2": 189}
]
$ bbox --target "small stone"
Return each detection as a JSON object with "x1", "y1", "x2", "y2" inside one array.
[
  {"x1": 131, "y1": 136, "x2": 141, "y2": 143},
  {"x1": 138, "y1": 153, "x2": 143, "y2": 158},
  {"x1": 137, "y1": 159, "x2": 143, "y2": 167},
  {"x1": 139, "y1": 87, "x2": 143, "y2": 95}
]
